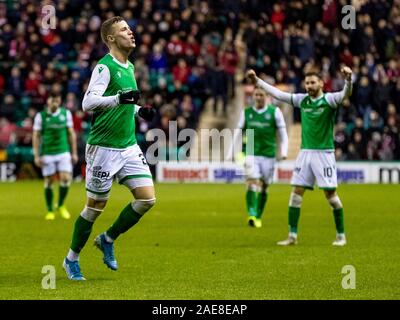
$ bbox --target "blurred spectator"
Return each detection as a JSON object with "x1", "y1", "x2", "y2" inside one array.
[
  {"x1": 172, "y1": 58, "x2": 191, "y2": 84},
  {"x1": 373, "y1": 76, "x2": 391, "y2": 118},
  {"x1": 355, "y1": 76, "x2": 373, "y2": 125},
  {"x1": 0, "y1": 95, "x2": 17, "y2": 122},
  {"x1": 67, "y1": 71, "x2": 81, "y2": 96},
  {"x1": 24, "y1": 71, "x2": 40, "y2": 95},
  {"x1": 178, "y1": 95, "x2": 197, "y2": 129},
  {"x1": 367, "y1": 132, "x2": 382, "y2": 160},
  {"x1": 149, "y1": 42, "x2": 168, "y2": 72},
  {"x1": 211, "y1": 64, "x2": 229, "y2": 114},
  {"x1": 219, "y1": 42, "x2": 239, "y2": 98},
  {"x1": 345, "y1": 143, "x2": 361, "y2": 161},
  {"x1": 334, "y1": 122, "x2": 349, "y2": 153},
  {"x1": 0, "y1": 117, "x2": 16, "y2": 148},
  {"x1": 7, "y1": 67, "x2": 23, "y2": 97},
  {"x1": 366, "y1": 110, "x2": 384, "y2": 133}
]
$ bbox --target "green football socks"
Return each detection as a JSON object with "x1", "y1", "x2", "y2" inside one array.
[
  {"x1": 70, "y1": 216, "x2": 94, "y2": 253},
  {"x1": 45, "y1": 187, "x2": 53, "y2": 212},
  {"x1": 333, "y1": 208, "x2": 345, "y2": 234},
  {"x1": 257, "y1": 192, "x2": 268, "y2": 219},
  {"x1": 288, "y1": 206, "x2": 301, "y2": 233},
  {"x1": 246, "y1": 190, "x2": 258, "y2": 217},
  {"x1": 58, "y1": 185, "x2": 69, "y2": 207},
  {"x1": 106, "y1": 203, "x2": 142, "y2": 241}
]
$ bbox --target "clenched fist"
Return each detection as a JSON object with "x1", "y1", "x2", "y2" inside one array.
[
  {"x1": 246, "y1": 69, "x2": 257, "y2": 84},
  {"x1": 341, "y1": 66, "x2": 352, "y2": 82}
]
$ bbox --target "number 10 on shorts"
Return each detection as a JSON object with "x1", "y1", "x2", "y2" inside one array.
[{"x1": 323, "y1": 167, "x2": 333, "y2": 178}]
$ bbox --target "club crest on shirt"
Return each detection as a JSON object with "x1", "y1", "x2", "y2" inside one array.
[{"x1": 91, "y1": 177, "x2": 102, "y2": 189}]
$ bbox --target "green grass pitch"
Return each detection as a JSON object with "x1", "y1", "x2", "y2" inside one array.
[{"x1": 0, "y1": 181, "x2": 399, "y2": 300}]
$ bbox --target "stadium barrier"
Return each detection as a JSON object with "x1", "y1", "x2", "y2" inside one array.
[
  {"x1": 1, "y1": 161, "x2": 399, "y2": 184},
  {"x1": 156, "y1": 161, "x2": 400, "y2": 184}
]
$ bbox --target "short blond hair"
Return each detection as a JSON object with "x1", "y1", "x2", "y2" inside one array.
[{"x1": 100, "y1": 16, "x2": 124, "y2": 46}]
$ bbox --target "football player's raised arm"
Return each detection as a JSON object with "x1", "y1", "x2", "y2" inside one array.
[
  {"x1": 82, "y1": 64, "x2": 120, "y2": 111},
  {"x1": 256, "y1": 77, "x2": 293, "y2": 105},
  {"x1": 275, "y1": 108, "x2": 288, "y2": 159},
  {"x1": 326, "y1": 79, "x2": 353, "y2": 108}
]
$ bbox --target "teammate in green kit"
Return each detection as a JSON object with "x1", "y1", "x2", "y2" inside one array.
[
  {"x1": 63, "y1": 16, "x2": 156, "y2": 280},
  {"x1": 247, "y1": 66, "x2": 353, "y2": 246},
  {"x1": 231, "y1": 87, "x2": 288, "y2": 228},
  {"x1": 33, "y1": 92, "x2": 78, "y2": 221}
]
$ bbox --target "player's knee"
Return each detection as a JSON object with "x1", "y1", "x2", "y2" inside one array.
[
  {"x1": 328, "y1": 195, "x2": 342, "y2": 209},
  {"x1": 80, "y1": 206, "x2": 103, "y2": 222},
  {"x1": 132, "y1": 198, "x2": 156, "y2": 215},
  {"x1": 87, "y1": 190, "x2": 110, "y2": 201},
  {"x1": 247, "y1": 181, "x2": 261, "y2": 192},
  {"x1": 262, "y1": 183, "x2": 269, "y2": 193},
  {"x1": 289, "y1": 192, "x2": 303, "y2": 208},
  {"x1": 44, "y1": 177, "x2": 54, "y2": 188},
  {"x1": 60, "y1": 179, "x2": 71, "y2": 187}
]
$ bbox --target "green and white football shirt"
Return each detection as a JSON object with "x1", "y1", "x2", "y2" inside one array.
[
  {"x1": 83, "y1": 53, "x2": 140, "y2": 149},
  {"x1": 33, "y1": 107, "x2": 73, "y2": 155},
  {"x1": 237, "y1": 105, "x2": 288, "y2": 158},
  {"x1": 292, "y1": 94, "x2": 336, "y2": 150}
]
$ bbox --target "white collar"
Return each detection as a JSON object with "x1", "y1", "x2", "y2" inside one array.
[
  {"x1": 309, "y1": 93, "x2": 324, "y2": 102},
  {"x1": 109, "y1": 53, "x2": 129, "y2": 69},
  {"x1": 47, "y1": 108, "x2": 61, "y2": 116},
  {"x1": 252, "y1": 105, "x2": 268, "y2": 113}
]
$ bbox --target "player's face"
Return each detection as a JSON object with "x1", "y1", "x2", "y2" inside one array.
[
  {"x1": 253, "y1": 89, "x2": 266, "y2": 108},
  {"x1": 304, "y1": 75, "x2": 323, "y2": 97},
  {"x1": 47, "y1": 96, "x2": 61, "y2": 112},
  {"x1": 111, "y1": 21, "x2": 136, "y2": 50}
]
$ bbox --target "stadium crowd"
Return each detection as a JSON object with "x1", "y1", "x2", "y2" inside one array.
[{"x1": 0, "y1": 0, "x2": 399, "y2": 165}]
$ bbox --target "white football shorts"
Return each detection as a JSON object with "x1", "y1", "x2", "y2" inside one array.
[
  {"x1": 291, "y1": 150, "x2": 337, "y2": 190},
  {"x1": 245, "y1": 155, "x2": 276, "y2": 184},
  {"x1": 41, "y1": 152, "x2": 72, "y2": 177},
  {"x1": 85, "y1": 144, "x2": 153, "y2": 200}
]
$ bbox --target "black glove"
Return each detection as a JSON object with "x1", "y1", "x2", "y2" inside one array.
[
  {"x1": 118, "y1": 90, "x2": 140, "y2": 104},
  {"x1": 138, "y1": 106, "x2": 156, "y2": 121}
]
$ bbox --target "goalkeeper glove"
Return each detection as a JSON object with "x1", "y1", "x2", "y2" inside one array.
[
  {"x1": 118, "y1": 90, "x2": 141, "y2": 104},
  {"x1": 138, "y1": 106, "x2": 156, "y2": 121}
]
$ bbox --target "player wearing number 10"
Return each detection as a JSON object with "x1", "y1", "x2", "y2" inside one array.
[
  {"x1": 63, "y1": 16, "x2": 156, "y2": 280},
  {"x1": 247, "y1": 66, "x2": 353, "y2": 246}
]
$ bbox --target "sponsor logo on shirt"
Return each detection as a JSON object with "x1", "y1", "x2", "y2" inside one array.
[
  {"x1": 248, "y1": 121, "x2": 271, "y2": 128},
  {"x1": 303, "y1": 107, "x2": 324, "y2": 114}
]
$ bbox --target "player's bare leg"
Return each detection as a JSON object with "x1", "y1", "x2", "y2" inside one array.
[
  {"x1": 57, "y1": 171, "x2": 72, "y2": 219},
  {"x1": 44, "y1": 175, "x2": 56, "y2": 220},
  {"x1": 324, "y1": 189, "x2": 346, "y2": 246},
  {"x1": 277, "y1": 186, "x2": 305, "y2": 246}
]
